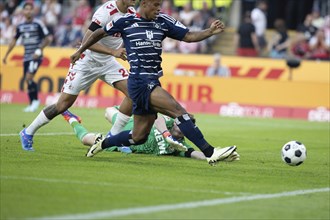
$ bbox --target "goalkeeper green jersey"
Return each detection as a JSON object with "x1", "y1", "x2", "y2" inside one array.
[{"x1": 111, "y1": 113, "x2": 192, "y2": 156}]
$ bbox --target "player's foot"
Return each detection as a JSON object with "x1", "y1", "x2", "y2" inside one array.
[
  {"x1": 19, "y1": 128, "x2": 34, "y2": 151},
  {"x1": 207, "y1": 146, "x2": 237, "y2": 166},
  {"x1": 86, "y1": 133, "x2": 104, "y2": 157},
  {"x1": 29, "y1": 100, "x2": 40, "y2": 112},
  {"x1": 23, "y1": 105, "x2": 32, "y2": 112},
  {"x1": 118, "y1": 146, "x2": 132, "y2": 154},
  {"x1": 223, "y1": 151, "x2": 240, "y2": 162},
  {"x1": 62, "y1": 110, "x2": 82, "y2": 123}
]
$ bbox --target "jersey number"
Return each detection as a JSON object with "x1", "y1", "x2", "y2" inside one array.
[{"x1": 119, "y1": 68, "x2": 128, "y2": 77}]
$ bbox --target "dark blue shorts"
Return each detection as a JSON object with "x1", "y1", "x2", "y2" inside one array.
[
  {"x1": 23, "y1": 59, "x2": 42, "y2": 77},
  {"x1": 127, "y1": 76, "x2": 161, "y2": 115}
]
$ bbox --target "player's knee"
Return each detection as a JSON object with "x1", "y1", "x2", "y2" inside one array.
[
  {"x1": 132, "y1": 133, "x2": 149, "y2": 145},
  {"x1": 105, "y1": 107, "x2": 117, "y2": 123}
]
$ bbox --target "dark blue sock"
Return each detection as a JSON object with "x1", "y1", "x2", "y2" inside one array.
[
  {"x1": 176, "y1": 114, "x2": 214, "y2": 157},
  {"x1": 101, "y1": 130, "x2": 133, "y2": 149},
  {"x1": 27, "y1": 80, "x2": 38, "y2": 102}
]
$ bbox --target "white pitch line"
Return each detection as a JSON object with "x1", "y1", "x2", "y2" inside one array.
[{"x1": 33, "y1": 187, "x2": 329, "y2": 220}]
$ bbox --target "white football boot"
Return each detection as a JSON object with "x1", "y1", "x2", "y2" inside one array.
[
  {"x1": 86, "y1": 134, "x2": 104, "y2": 157},
  {"x1": 207, "y1": 146, "x2": 237, "y2": 166},
  {"x1": 29, "y1": 100, "x2": 40, "y2": 112}
]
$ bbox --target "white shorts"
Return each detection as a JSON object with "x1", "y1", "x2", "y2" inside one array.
[{"x1": 61, "y1": 54, "x2": 129, "y2": 95}]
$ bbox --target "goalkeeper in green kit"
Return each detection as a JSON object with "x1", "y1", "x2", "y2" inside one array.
[{"x1": 61, "y1": 106, "x2": 240, "y2": 161}]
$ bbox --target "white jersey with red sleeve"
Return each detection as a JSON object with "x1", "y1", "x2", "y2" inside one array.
[{"x1": 86, "y1": 0, "x2": 135, "y2": 64}]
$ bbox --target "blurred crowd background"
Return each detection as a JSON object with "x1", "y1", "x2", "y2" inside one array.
[{"x1": 1, "y1": 0, "x2": 329, "y2": 60}]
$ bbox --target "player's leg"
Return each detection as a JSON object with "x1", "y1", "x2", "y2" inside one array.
[
  {"x1": 23, "y1": 60, "x2": 39, "y2": 112},
  {"x1": 20, "y1": 59, "x2": 97, "y2": 150},
  {"x1": 104, "y1": 106, "x2": 119, "y2": 124},
  {"x1": 26, "y1": 59, "x2": 43, "y2": 112},
  {"x1": 102, "y1": 62, "x2": 132, "y2": 136},
  {"x1": 149, "y1": 87, "x2": 236, "y2": 165},
  {"x1": 86, "y1": 114, "x2": 154, "y2": 157},
  {"x1": 62, "y1": 109, "x2": 97, "y2": 146}
]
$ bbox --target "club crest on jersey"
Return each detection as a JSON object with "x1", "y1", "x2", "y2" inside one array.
[{"x1": 146, "y1": 30, "x2": 153, "y2": 40}]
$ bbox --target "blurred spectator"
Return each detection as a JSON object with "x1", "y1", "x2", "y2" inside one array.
[
  {"x1": 191, "y1": 11, "x2": 208, "y2": 53},
  {"x1": 4, "y1": 0, "x2": 18, "y2": 16},
  {"x1": 161, "y1": 0, "x2": 175, "y2": 16},
  {"x1": 309, "y1": 29, "x2": 330, "y2": 60},
  {"x1": 41, "y1": 0, "x2": 61, "y2": 39},
  {"x1": 0, "y1": 17, "x2": 15, "y2": 45},
  {"x1": 311, "y1": 9, "x2": 325, "y2": 29},
  {"x1": 291, "y1": 33, "x2": 311, "y2": 59},
  {"x1": 199, "y1": 0, "x2": 215, "y2": 29},
  {"x1": 179, "y1": 2, "x2": 196, "y2": 26},
  {"x1": 206, "y1": 53, "x2": 231, "y2": 77},
  {"x1": 251, "y1": 0, "x2": 267, "y2": 52},
  {"x1": 235, "y1": 11, "x2": 259, "y2": 57},
  {"x1": 163, "y1": 37, "x2": 179, "y2": 53},
  {"x1": 297, "y1": 14, "x2": 318, "y2": 42},
  {"x1": 323, "y1": 15, "x2": 330, "y2": 49},
  {"x1": 0, "y1": 1, "x2": 9, "y2": 19},
  {"x1": 268, "y1": 19, "x2": 290, "y2": 59},
  {"x1": 55, "y1": 19, "x2": 83, "y2": 47},
  {"x1": 73, "y1": 0, "x2": 92, "y2": 28},
  {"x1": 178, "y1": 40, "x2": 199, "y2": 54},
  {"x1": 11, "y1": 7, "x2": 25, "y2": 26}
]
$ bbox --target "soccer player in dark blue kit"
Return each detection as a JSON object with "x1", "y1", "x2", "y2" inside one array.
[
  {"x1": 3, "y1": 2, "x2": 51, "y2": 112},
  {"x1": 71, "y1": 0, "x2": 238, "y2": 166}
]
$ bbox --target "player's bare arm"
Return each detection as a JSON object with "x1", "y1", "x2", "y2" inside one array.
[
  {"x1": 2, "y1": 38, "x2": 17, "y2": 64},
  {"x1": 70, "y1": 28, "x2": 108, "y2": 64},
  {"x1": 182, "y1": 20, "x2": 225, "y2": 42},
  {"x1": 71, "y1": 28, "x2": 127, "y2": 64},
  {"x1": 82, "y1": 28, "x2": 127, "y2": 61}
]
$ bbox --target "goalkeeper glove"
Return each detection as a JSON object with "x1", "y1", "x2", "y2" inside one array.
[{"x1": 162, "y1": 131, "x2": 187, "y2": 152}]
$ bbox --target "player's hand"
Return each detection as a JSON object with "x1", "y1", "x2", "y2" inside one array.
[
  {"x1": 70, "y1": 51, "x2": 82, "y2": 65},
  {"x1": 32, "y1": 49, "x2": 42, "y2": 60},
  {"x1": 112, "y1": 48, "x2": 127, "y2": 61},
  {"x1": 223, "y1": 151, "x2": 240, "y2": 162},
  {"x1": 210, "y1": 19, "x2": 225, "y2": 35},
  {"x1": 163, "y1": 131, "x2": 188, "y2": 152}
]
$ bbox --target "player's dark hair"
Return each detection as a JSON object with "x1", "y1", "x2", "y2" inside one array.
[
  {"x1": 256, "y1": 0, "x2": 267, "y2": 6},
  {"x1": 23, "y1": 2, "x2": 34, "y2": 9}
]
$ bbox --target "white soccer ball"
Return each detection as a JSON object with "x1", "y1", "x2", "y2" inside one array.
[{"x1": 281, "y1": 141, "x2": 307, "y2": 166}]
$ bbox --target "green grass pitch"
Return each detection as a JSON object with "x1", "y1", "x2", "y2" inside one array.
[{"x1": 0, "y1": 103, "x2": 329, "y2": 219}]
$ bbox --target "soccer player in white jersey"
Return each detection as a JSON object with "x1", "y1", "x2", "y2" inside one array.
[
  {"x1": 3, "y1": 2, "x2": 51, "y2": 112},
  {"x1": 19, "y1": 0, "x2": 137, "y2": 151},
  {"x1": 71, "y1": 0, "x2": 239, "y2": 166}
]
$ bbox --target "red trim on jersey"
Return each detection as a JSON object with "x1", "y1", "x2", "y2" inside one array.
[
  {"x1": 135, "y1": 13, "x2": 141, "y2": 18},
  {"x1": 127, "y1": 8, "x2": 135, "y2": 14},
  {"x1": 110, "y1": 8, "x2": 118, "y2": 15}
]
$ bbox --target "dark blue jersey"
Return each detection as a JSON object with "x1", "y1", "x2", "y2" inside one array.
[
  {"x1": 104, "y1": 13, "x2": 189, "y2": 77},
  {"x1": 15, "y1": 19, "x2": 49, "y2": 62}
]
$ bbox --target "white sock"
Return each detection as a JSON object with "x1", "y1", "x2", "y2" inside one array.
[
  {"x1": 25, "y1": 111, "x2": 50, "y2": 135},
  {"x1": 69, "y1": 118, "x2": 78, "y2": 124},
  {"x1": 110, "y1": 111, "x2": 131, "y2": 135}
]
